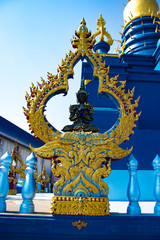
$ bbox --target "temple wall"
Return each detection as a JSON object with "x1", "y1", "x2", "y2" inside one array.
[{"x1": 105, "y1": 170, "x2": 155, "y2": 201}]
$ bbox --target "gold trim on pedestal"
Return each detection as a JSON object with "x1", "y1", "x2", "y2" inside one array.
[{"x1": 51, "y1": 196, "x2": 109, "y2": 216}]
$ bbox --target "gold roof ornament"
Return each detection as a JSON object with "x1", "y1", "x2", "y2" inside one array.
[
  {"x1": 123, "y1": 0, "x2": 160, "y2": 25},
  {"x1": 92, "y1": 14, "x2": 113, "y2": 46},
  {"x1": 71, "y1": 18, "x2": 96, "y2": 54}
]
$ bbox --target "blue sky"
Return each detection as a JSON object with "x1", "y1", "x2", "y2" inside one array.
[{"x1": 0, "y1": 0, "x2": 160, "y2": 133}]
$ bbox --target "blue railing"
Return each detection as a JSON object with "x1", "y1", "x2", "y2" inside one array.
[{"x1": 0, "y1": 151, "x2": 160, "y2": 215}]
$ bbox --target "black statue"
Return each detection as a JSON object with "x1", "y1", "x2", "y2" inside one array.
[{"x1": 62, "y1": 81, "x2": 99, "y2": 133}]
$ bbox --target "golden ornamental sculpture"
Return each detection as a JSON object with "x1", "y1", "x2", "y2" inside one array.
[
  {"x1": 9, "y1": 141, "x2": 26, "y2": 195},
  {"x1": 23, "y1": 16, "x2": 140, "y2": 216},
  {"x1": 37, "y1": 165, "x2": 50, "y2": 193}
]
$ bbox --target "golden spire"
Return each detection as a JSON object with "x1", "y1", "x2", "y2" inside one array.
[
  {"x1": 123, "y1": 0, "x2": 160, "y2": 25},
  {"x1": 93, "y1": 14, "x2": 113, "y2": 45},
  {"x1": 71, "y1": 18, "x2": 95, "y2": 54},
  {"x1": 96, "y1": 14, "x2": 106, "y2": 41}
]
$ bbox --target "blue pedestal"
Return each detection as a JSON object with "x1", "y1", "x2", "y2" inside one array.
[{"x1": 0, "y1": 214, "x2": 160, "y2": 240}]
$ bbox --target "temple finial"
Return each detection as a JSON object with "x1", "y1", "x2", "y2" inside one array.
[
  {"x1": 96, "y1": 14, "x2": 106, "y2": 41},
  {"x1": 93, "y1": 14, "x2": 113, "y2": 45},
  {"x1": 71, "y1": 17, "x2": 95, "y2": 52},
  {"x1": 81, "y1": 17, "x2": 86, "y2": 26}
]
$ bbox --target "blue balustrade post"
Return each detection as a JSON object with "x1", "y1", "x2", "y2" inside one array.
[
  {"x1": 49, "y1": 183, "x2": 51, "y2": 193},
  {"x1": 152, "y1": 154, "x2": 160, "y2": 215},
  {"x1": 0, "y1": 152, "x2": 12, "y2": 212},
  {"x1": 20, "y1": 152, "x2": 37, "y2": 213},
  {"x1": 127, "y1": 154, "x2": 141, "y2": 215}
]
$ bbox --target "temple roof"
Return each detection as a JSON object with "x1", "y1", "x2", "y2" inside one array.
[
  {"x1": 0, "y1": 116, "x2": 43, "y2": 148},
  {"x1": 123, "y1": 0, "x2": 160, "y2": 25}
]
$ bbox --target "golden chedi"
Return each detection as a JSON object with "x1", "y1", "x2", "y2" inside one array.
[{"x1": 123, "y1": 0, "x2": 160, "y2": 25}]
